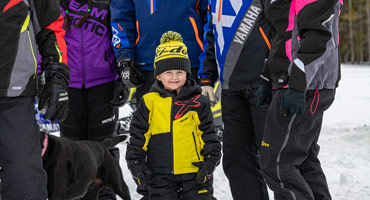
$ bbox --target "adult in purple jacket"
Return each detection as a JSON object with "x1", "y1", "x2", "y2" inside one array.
[{"x1": 58, "y1": 0, "x2": 128, "y2": 199}]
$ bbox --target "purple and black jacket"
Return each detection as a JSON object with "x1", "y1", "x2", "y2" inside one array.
[{"x1": 61, "y1": 0, "x2": 117, "y2": 89}]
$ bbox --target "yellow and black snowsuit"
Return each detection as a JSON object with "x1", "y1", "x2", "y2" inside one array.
[{"x1": 126, "y1": 79, "x2": 221, "y2": 175}]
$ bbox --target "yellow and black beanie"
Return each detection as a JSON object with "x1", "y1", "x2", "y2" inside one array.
[{"x1": 154, "y1": 31, "x2": 191, "y2": 77}]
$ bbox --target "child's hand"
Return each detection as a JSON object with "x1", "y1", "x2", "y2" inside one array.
[
  {"x1": 128, "y1": 161, "x2": 147, "y2": 186},
  {"x1": 192, "y1": 152, "x2": 221, "y2": 184},
  {"x1": 193, "y1": 161, "x2": 212, "y2": 184}
]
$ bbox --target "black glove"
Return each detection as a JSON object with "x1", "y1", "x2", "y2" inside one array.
[
  {"x1": 280, "y1": 88, "x2": 306, "y2": 116},
  {"x1": 192, "y1": 153, "x2": 221, "y2": 184},
  {"x1": 118, "y1": 59, "x2": 145, "y2": 88},
  {"x1": 38, "y1": 63, "x2": 70, "y2": 123},
  {"x1": 110, "y1": 78, "x2": 130, "y2": 108},
  {"x1": 128, "y1": 161, "x2": 147, "y2": 187},
  {"x1": 255, "y1": 82, "x2": 272, "y2": 107}
]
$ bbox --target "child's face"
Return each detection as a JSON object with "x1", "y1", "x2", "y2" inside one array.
[{"x1": 156, "y1": 70, "x2": 187, "y2": 93}]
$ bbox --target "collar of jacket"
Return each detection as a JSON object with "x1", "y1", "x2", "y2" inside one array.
[{"x1": 149, "y1": 79, "x2": 201, "y2": 100}]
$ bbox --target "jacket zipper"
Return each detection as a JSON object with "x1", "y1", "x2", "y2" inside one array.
[
  {"x1": 170, "y1": 97, "x2": 175, "y2": 174},
  {"x1": 27, "y1": 29, "x2": 37, "y2": 79},
  {"x1": 192, "y1": 132, "x2": 201, "y2": 160},
  {"x1": 81, "y1": 28, "x2": 85, "y2": 86}
]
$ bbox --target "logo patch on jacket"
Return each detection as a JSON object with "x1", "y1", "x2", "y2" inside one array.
[{"x1": 174, "y1": 95, "x2": 201, "y2": 119}]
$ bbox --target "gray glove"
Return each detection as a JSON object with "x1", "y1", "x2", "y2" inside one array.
[{"x1": 201, "y1": 86, "x2": 217, "y2": 107}]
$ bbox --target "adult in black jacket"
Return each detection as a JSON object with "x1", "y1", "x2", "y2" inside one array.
[
  {"x1": 0, "y1": 0, "x2": 69, "y2": 199},
  {"x1": 198, "y1": 0, "x2": 271, "y2": 199}
]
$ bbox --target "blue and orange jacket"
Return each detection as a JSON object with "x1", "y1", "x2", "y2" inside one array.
[
  {"x1": 198, "y1": 0, "x2": 271, "y2": 91},
  {"x1": 126, "y1": 80, "x2": 221, "y2": 174},
  {"x1": 110, "y1": 0, "x2": 208, "y2": 71},
  {"x1": 0, "y1": 0, "x2": 68, "y2": 97},
  {"x1": 261, "y1": 0, "x2": 343, "y2": 93}
]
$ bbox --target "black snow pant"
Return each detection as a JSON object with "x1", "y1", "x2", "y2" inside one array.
[
  {"x1": 148, "y1": 173, "x2": 215, "y2": 200},
  {"x1": 0, "y1": 96, "x2": 48, "y2": 200},
  {"x1": 60, "y1": 81, "x2": 118, "y2": 141},
  {"x1": 59, "y1": 82, "x2": 119, "y2": 200},
  {"x1": 260, "y1": 89, "x2": 335, "y2": 200},
  {"x1": 221, "y1": 88, "x2": 270, "y2": 200}
]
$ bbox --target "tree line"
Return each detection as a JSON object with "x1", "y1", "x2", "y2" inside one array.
[{"x1": 340, "y1": 0, "x2": 370, "y2": 64}]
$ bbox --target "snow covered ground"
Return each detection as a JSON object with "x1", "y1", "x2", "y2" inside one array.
[{"x1": 117, "y1": 64, "x2": 370, "y2": 200}]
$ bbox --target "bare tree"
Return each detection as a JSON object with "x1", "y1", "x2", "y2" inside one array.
[
  {"x1": 358, "y1": 1, "x2": 363, "y2": 62},
  {"x1": 367, "y1": 0, "x2": 370, "y2": 62},
  {"x1": 348, "y1": 0, "x2": 355, "y2": 63}
]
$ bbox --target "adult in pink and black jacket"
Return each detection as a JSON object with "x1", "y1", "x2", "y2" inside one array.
[{"x1": 256, "y1": 0, "x2": 343, "y2": 200}]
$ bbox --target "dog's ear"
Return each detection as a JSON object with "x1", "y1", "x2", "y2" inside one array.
[{"x1": 102, "y1": 135, "x2": 128, "y2": 147}]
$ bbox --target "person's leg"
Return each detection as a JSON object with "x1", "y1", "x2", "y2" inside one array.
[
  {"x1": 247, "y1": 87, "x2": 270, "y2": 200},
  {"x1": 85, "y1": 82, "x2": 119, "y2": 200},
  {"x1": 180, "y1": 173, "x2": 216, "y2": 200},
  {"x1": 87, "y1": 81, "x2": 118, "y2": 141},
  {"x1": 299, "y1": 135, "x2": 332, "y2": 200},
  {"x1": 298, "y1": 90, "x2": 335, "y2": 200},
  {"x1": 0, "y1": 97, "x2": 48, "y2": 200},
  {"x1": 260, "y1": 89, "x2": 334, "y2": 200},
  {"x1": 221, "y1": 90, "x2": 267, "y2": 200},
  {"x1": 60, "y1": 87, "x2": 87, "y2": 140},
  {"x1": 148, "y1": 173, "x2": 180, "y2": 200}
]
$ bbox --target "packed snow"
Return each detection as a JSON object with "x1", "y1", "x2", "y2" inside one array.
[{"x1": 117, "y1": 64, "x2": 370, "y2": 200}]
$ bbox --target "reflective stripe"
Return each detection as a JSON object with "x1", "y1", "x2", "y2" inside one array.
[
  {"x1": 150, "y1": 0, "x2": 153, "y2": 14},
  {"x1": 27, "y1": 30, "x2": 37, "y2": 78},
  {"x1": 276, "y1": 114, "x2": 297, "y2": 200},
  {"x1": 259, "y1": 26, "x2": 271, "y2": 50},
  {"x1": 135, "y1": 20, "x2": 140, "y2": 45},
  {"x1": 218, "y1": 0, "x2": 222, "y2": 22},
  {"x1": 294, "y1": 58, "x2": 305, "y2": 72},
  {"x1": 189, "y1": 17, "x2": 204, "y2": 51},
  {"x1": 21, "y1": 15, "x2": 30, "y2": 33},
  {"x1": 195, "y1": 0, "x2": 200, "y2": 15},
  {"x1": 55, "y1": 42, "x2": 62, "y2": 63}
]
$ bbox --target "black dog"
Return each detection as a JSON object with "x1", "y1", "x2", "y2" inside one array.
[{"x1": 40, "y1": 131, "x2": 131, "y2": 200}]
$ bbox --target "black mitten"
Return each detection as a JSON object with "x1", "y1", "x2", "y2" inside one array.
[
  {"x1": 117, "y1": 59, "x2": 145, "y2": 88},
  {"x1": 110, "y1": 78, "x2": 130, "y2": 108},
  {"x1": 192, "y1": 153, "x2": 221, "y2": 184},
  {"x1": 128, "y1": 161, "x2": 147, "y2": 187},
  {"x1": 255, "y1": 82, "x2": 272, "y2": 107},
  {"x1": 38, "y1": 63, "x2": 70, "y2": 122},
  {"x1": 280, "y1": 88, "x2": 306, "y2": 115}
]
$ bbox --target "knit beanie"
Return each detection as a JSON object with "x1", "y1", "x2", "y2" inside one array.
[{"x1": 154, "y1": 31, "x2": 191, "y2": 77}]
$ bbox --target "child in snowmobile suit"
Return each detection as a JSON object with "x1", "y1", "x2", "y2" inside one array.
[
  {"x1": 256, "y1": 0, "x2": 343, "y2": 199},
  {"x1": 126, "y1": 31, "x2": 221, "y2": 200},
  {"x1": 198, "y1": 0, "x2": 271, "y2": 199},
  {"x1": 57, "y1": 0, "x2": 128, "y2": 199},
  {"x1": 0, "y1": 0, "x2": 69, "y2": 199}
]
